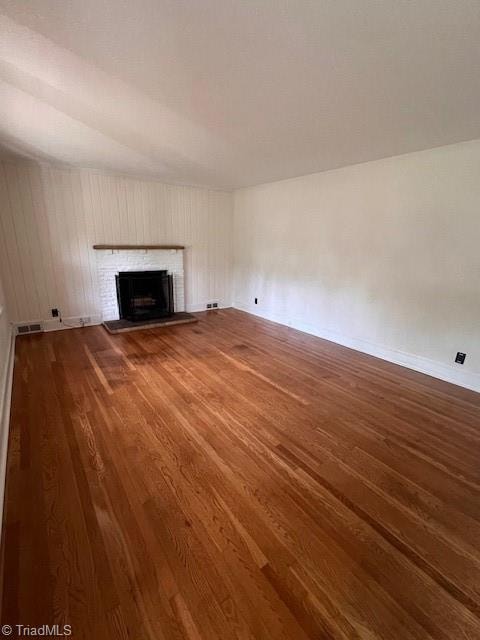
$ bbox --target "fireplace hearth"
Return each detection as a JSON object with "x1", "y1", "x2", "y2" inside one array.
[{"x1": 115, "y1": 270, "x2": 174, "y2": 321}]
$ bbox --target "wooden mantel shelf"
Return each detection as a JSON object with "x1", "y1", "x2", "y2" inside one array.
[{"x1": 93, "y1": 244, "x2": 185, "y2": 250}]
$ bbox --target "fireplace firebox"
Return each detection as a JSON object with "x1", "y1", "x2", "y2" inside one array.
[{"x1": 115, "y1": 270, "x2": 174, "y2": 321}]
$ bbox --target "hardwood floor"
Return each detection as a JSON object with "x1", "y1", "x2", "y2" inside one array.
[{"x1": 1, "y1": 308, "x2": 480, "y2": 639}]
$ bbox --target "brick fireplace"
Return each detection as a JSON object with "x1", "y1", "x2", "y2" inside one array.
[{"x1": 95, "y1": 248, "x2": 185, "y2": 321}]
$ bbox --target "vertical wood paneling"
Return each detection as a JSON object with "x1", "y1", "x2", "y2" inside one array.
[
  {"x1": 27, "y1": 165, "x2": 57, "y2": 315},
  {"x1": 0, "y1": 161, "x2": 233, "y2": 322},
  {"x1": 0, "y1": 273, "x2": 11, "y2": 429},
  {"x1": 0, "y1": 165, "x2": 29, "y2": 319},
  {"x1": 0, "y1": 183, "x2": 19, "y2": 320}
]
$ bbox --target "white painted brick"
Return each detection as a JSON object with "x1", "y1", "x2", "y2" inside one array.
[{"x1": 95, "y1": 249, "x2": 185, "y2": 321}]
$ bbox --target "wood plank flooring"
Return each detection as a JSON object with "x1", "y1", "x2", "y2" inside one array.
[{"x1": 1, "y1": 308, "x2": 480, "y2": 639}]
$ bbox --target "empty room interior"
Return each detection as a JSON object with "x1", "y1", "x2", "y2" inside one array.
[{"x1": 0, "y1": 1, "x2": 480, "y2": 638}]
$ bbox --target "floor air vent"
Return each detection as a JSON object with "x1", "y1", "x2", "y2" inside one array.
[{"x1": 17, "y1": 323, "x2": 43, "y2": 334}]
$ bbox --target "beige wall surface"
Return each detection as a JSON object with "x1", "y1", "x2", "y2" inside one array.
[
  {"x1": 0, "y1": 270, "x2": 12, "y2": 513},
  {"x1": 233, "y1": 139, "x2": 480, "y2": 391},
  {"x1": 1, "y1": 138, "x2": 479, "y2": 391},
  {"x1": 0, "y1": 273, "x2": 10, "y2": 393},
  {"x1": 0, "y1": 161, "x2": 233, "y2": 323}
]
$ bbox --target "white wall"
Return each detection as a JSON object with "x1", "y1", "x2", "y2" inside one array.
[
  {"x1": 0, "y1": 273, "x2": 11, "y2": 401},
  {"x1": 0, "y1": 270, "x2": 13, "y2": 516},
  {"x1": 233, "y1": 139, "x2": 480, "y2": 392},
  {"x1": 0, "y1": 161, "x2": 233, "y2": 324},
  {"x1": 1, "y1": 140, "x2": 479, "y2": 392}
]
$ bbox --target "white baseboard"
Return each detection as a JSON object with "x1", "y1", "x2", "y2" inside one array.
[
  {"x1": 42, "y1": 315, "x2": 102, "y2": 332},
  {"x1": 233, "y1": 302, "x2": 480, "y2": 393},
  {"x1": 14, "y1": 305, "x2": 234, "y2": 330},
  {"x1": 0, "y1": 328, "x2": 16, "y2": 527},
  {"x1": 14, "y1": 315, "x2": 102, "y2": 333}
]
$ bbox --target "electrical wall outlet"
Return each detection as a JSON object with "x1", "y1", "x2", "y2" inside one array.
[
  {"x1": 206, "y1": 303, "x2": 213, "y2": 309},
  {"x1": 455, "y1": 352, "x2": 466, "y2": 365},
  {"x1": 212, "y1": 302, "x2": 218, "y2": 308},
  {"x1": 254, "y1": 298, "x2": 258, "y2": 304},
  {"x1": 51, "y1": 308, "x2": 59, "y2": 317}
]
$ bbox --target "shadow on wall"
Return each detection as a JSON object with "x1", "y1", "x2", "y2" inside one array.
[{"x1": 237, "y1": 269, "x2": 480, "y2": 378}]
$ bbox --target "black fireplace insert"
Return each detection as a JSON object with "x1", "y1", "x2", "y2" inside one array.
[{"x1": 115, "y1": 270, "x2": 174, "y2": 321}]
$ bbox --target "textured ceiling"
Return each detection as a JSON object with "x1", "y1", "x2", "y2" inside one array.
[{"x1": 1, "y1": 0, "x2": 480, "y2": 188}]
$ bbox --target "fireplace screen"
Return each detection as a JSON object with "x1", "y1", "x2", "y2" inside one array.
[{"x1": 115, "y1": 270, "x2": 174, "y2": 321}]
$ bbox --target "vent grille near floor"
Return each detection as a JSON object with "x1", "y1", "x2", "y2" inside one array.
[{"x1": 17, "y1": 324, "x2": 43, "y2": 334}]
